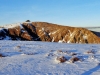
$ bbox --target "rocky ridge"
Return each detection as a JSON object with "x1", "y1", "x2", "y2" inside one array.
[{"x1": 0, "y1": 22, "x2": 100, "y2": 44}]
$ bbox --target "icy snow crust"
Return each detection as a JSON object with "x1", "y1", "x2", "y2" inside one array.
[{"x1": 0, "y1": 41, "x2": 100, "y2": 75}]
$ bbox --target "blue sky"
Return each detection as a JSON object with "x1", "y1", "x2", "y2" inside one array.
[{"x1": 0, "y1": 0, "x2": 100, "y2": 27}]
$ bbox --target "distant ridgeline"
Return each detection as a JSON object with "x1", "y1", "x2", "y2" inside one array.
[{"x1": 0, "y1": 21, "x2": 100, "y2": 44}]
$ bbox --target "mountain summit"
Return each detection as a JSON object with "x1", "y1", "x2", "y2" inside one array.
[{"x1": 0, "y1": 22, "x2": 100, "y2": 44}]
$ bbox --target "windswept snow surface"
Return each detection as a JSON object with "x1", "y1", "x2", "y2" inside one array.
[{"x1": 0, "y1": 41, "x2": 100, "y2": 75}]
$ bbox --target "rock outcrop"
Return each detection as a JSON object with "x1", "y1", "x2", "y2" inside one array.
[{"x1": 0, "y1": 22, "x2": 100, "y2": 44}]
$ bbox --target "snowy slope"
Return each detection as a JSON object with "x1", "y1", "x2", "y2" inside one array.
[
  {"x1": 1, "y1": 23, "x2": 21, "y2": 29},
  {"x1": 86, "y1": 27, "x2": 100, "y2": 32},
  {"x1": 0, "y1": 41, "x2": 100, "y2": 75}
]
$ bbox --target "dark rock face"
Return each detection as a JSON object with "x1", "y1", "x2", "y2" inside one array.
[
  {"x1": 22, "y1": 23, "x2": 41, "y2": 41},
  {"x1": 0, "y1": 29, "x2": 7, "y2": 40},
  {"x1": 0, "y1": 22, "x2": 100, "y2": 44}
]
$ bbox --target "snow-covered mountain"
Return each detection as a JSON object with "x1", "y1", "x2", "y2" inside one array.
[
  {"x1": 0, "y1": 22, "x2": 100, "y2": 43},
  {"x1": 0, "y1": 22, "x2": 100, "y2": 75}
]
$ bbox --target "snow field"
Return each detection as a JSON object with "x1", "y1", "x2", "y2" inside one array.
[{"x1": 0, "y1": 41, "x2": 100, "y2": 75}]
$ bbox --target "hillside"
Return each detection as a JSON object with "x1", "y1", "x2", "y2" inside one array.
[{"x1": 0, "y1": 22, "x2": 100, "y2": 44}]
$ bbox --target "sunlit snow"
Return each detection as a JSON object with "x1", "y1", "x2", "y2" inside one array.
[{"x1": 0, "y1": 41, "x2": 100, "y2": 75}]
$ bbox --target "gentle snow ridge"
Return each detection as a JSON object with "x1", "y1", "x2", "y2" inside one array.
[{"x1": 2, "y1": 23, "x2": 21, "y2": 29}]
